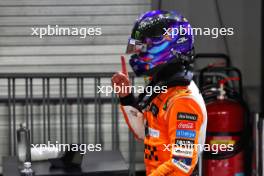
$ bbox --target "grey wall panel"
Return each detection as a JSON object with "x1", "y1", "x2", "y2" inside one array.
[
  {"x1": 0, "y1": 64, "x2": 124, "y2": 72},
  {"x1": 0, "y1": 0, "x2": 150, "y2": 172},
  {"x1": 0, "y1": 0, "x2": 150, "y2": 6},
  {"x1": 0, "y1": 25, "x2": 132, "y2": 36},
  {"x1": 0, "y1": 5, "x2": 149, "y2": 16},
  {"x1": 160, "y1": 0, "x2": 261, "y2": 87},
  {"x1": 160, "y1": 0, "x2": 261, "y2": 111},
  {"x1": 0, "y1": 55, "x2": 123, "y2": 65},
  {"x1": 0, "y1": 45, "x2": 126, "y2": 55},
  {"x1": 0, "y1": 16, "x2": 138, "y2": 25},
  {"x1": 0, "y1": 35, "x2": 128, "y2": 46}
]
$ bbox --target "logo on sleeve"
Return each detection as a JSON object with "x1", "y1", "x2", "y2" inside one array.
[
  {"x1": 173, "y1": 156, "x2": 192, "y2": 165},
  {"x1": 176, "y1": 130, "x2": 196, "y2": 139},
  {"x1": 172, "y1": 147, "x2": 193, "y2": 157},
  {"x1": 177, "y1": 121, "x2": 195, "y2": 130},
  {"x1": 177, "y1": 112, "x2": 197, "y2": 121},
  {"x1": 172, "y1": 158, "x2": 191, "y2": 173}
]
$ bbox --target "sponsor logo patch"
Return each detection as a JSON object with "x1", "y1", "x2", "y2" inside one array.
[
  {"x1": 150, "y1": 103, "x2": 159, "y2": 117},
  {"x1": 172, "y1": 147, "x2": 193, "y2": 157},
  {"x1": 173, "y1": 156, "x2": 192, "y2": 165},
  {"x1": 177, "y1": 121, "x2": 195, "y2": 130},
  {"x1": 172, "y1": 158, "x2": 191, "y2": 173},
  {"x1": 148, "y1": 127, "x2": 160, "y2": 138},
  {"x1": 176, "y1": 130, "x2": 196, "y2": 139},
  {"x1": 163, "y1": 99, "x2": 169, "y2": 111},
  {"x1": 177, "y1": 37, "x2": 188, "y2": 44},
  {"x1": 175, "y1": 139, "x2": 194, "y2": 148},
  {"x1": 177, "y1": 112, "x2": 197, "y2": 121}
]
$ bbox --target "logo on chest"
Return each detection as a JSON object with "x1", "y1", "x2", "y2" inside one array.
[
  {"x1": 148, "y1": 127, "x2": 160, "y2": 138},
  {"x1": 176, "y1": 130, "x2": 196, "y2": 139},
  {"x1": 177, "y1": 112, "x2": 198, "y2": 121},
  {"x1": 177, "y1": 121, "x2": 195, "y2": 130}
]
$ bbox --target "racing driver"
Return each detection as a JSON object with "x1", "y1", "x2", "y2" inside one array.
[{"x1": 112, "y1": 10, "x2": 207, "y2": 176}]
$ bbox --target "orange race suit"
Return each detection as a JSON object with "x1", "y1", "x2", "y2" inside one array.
[{"x1": 120, "y1": 81, "x2": 207, "y2": 176}]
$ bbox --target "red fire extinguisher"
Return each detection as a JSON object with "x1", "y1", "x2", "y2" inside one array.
[{"x1": 199, "y1": 66, "x2": 251, "y2": 176}]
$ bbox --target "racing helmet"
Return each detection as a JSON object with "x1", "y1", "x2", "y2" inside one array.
[{"x1": 127, "y1": 10, "x2": 194, "y2": 77}]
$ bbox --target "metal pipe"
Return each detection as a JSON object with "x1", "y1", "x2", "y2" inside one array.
[
  {"x1": 12, "y1": 78, "x2": 16, "y2": 155},
  {"x1": 128, "y1": 132, "x2": 136, "y2": 176},
  {"x1": 198, "y1": 157, "x2": 202, "y2": 176},
  {"x1": 94, "y1": 77, "x2": 98, "y2": 144},
  {"x1": 77, "y1": 78, "x2": 81, "y2": 144},
  {"x1": 129, "y1": 77, "x2": 136, "y2": 176},
  {"x1": 59, "y1": 78, "x2": 63, "y2": 143},
  {"x1": 0, "y1": 72, "x2": 133, "y2": 161},
  {"x1": 262, "y1": 0, "x2": 264, "y2": 114},
  {"x1": 30, "y1": 78, "x2": 33, "y2": 144},
  {"x1": 0, "y1": 97, "x2": 113, "y2": 104},
  {"x1": 97, "y1": 78, "x2": 103, "y2": 146},
  {"x1": 255, "y1": 113, "x2": 260, "y2": 176},
  {"x1": 25, "y1": 78, "x2": 29, "y2": 129},
  {"x1": 47, "y1": 78, "x2": 51, "y2": 141},
  {"x1": 0, "y1": 72, "x2": 134, "y2": 79},
  {"x1": 111, "y1": 90, "x2": 115, "y2": 150},
  {"x1": 81, "y1": 77, "x2": 84, "y2": 143},
  {"x1": 64, "y1": 78, "x2": 68, "y2": 143},
  {"x1": 259, "y1": 114, "x2": 264, "y2": 176},
  {"x1": 42, "y1": 78, "x2": 46, "y2": 143},
  {"x1": 7, "y1": 79, "x2": 12, "y2": 155}
]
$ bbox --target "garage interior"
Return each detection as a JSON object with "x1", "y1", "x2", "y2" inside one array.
[{"x1": 0, "y1": 0, "x2": 262, "y2": 175}]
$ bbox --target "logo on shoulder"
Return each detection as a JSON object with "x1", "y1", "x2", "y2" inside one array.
[{"x1": 177, "y1": 112, "x2": 197, "y2": 121}]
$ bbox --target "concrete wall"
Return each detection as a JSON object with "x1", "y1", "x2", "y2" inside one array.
[
  {"x1": 0, "y1": 0, "x2": 151, "y2": 172},
  {"x1": 159, "y1": 0, "x2": 261, "y2": 112},
  {"x1": 0, "y1": 0, "x2": 150, "y2": 72}
]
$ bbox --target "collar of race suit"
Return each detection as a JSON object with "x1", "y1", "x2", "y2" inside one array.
[{"x1": 137, "y1": 70, "x2": 192, "y2": 111}]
